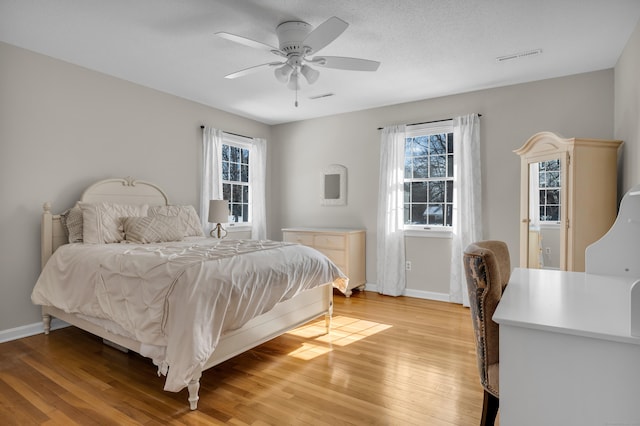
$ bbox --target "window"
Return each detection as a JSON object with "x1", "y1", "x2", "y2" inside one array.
[
  {"x1": 537, "y1": 159, "x2": 561, "y2": 222},
  {"x1": 221, "y1": 138, "x2": 251, "y2": 224},
  {"x1": 403, "y1": 121, "x2": 454, "y2": 229},
  {"x1": 202, "y1": 127, "x2": 266, "y2": 238}
]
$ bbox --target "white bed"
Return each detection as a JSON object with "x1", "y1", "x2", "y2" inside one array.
[{"x1": 33, "y1": 177, "x2": 344, "y2": 410}]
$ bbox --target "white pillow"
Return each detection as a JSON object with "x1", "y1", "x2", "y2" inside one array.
[
  {"x1": 60, "y1": 203, "x2": 84, "y2": 243},
  {"x1": 79, "y1": 202, "x2": 149, "y2": 244},
  {"x1": 122, "y1": 216, "x2": 183, "y2": 244},
  {"x1": 148, "y1": 205, "x2": 204, "y2": 237}
]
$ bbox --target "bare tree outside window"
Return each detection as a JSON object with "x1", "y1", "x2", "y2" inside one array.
[
  {"x1": 222, "y1": 143, "x2": 250, "y2": 223},
  {"x1": 538, "y1": 159, "x2": 561, "y2": 222},
  {"x1": 404, "y1": 129, "x2": 454, "y2": 227}
]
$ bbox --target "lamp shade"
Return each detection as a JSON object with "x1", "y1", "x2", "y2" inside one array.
[
  {"x1": 300, "y1": 64, "x2": 319, "y2": 84},
  {"x1": 208, "y1": 199, "x2": 229, "y2": 224},
  {"x1": 287, "y1": 72, "x2": 299, "y2": 91},
  {"x1": 274, "y1": 63, "x2": 294, "y2": 83}
]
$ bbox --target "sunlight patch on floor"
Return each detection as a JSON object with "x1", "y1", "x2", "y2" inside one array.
[{"x1": 285, "y1": 315, "x2": 392, "y2": 360}]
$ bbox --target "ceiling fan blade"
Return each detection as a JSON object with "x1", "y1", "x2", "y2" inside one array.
[
  {"x1": 224, "y1": 62, "x2": 283, "y2": 79},
  {"x1": 314, "y1": 56, "x2": 381, "y2": 72},
  {"x1": 303, "y1": 16, "x2": 348, "y2": 54},
  {"x1": 216, "y1": 32, "x2": 284, "y2": 56}
]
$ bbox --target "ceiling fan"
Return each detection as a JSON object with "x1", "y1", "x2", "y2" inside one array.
[{"x1": 216, "y1": 16, "x2": 380, "y2": 105}]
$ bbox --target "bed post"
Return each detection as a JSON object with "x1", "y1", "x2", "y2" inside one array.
[
  {"x1": 41, "y1": 202, "x2": 53, "y2": 269},
  {"x1": 325, "y1": 286, "x2": 333, "y2": 334},
  {"x1": 187, "y1": 372, "x2": 202, "y2": 410},
  {"x1": 42, "y1": 310, "x2": 52, "y2": 335},
  {"x1": 325, "y1": 301, "x2": 333, "y2": 333},
  {"x1": 41, "y1": 203, "x2": 54, "y2": 335}
]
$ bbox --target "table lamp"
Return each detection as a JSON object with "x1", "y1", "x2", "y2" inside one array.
[{"x1": 208, "y1": 199, "x2": 229, "y2": 238}]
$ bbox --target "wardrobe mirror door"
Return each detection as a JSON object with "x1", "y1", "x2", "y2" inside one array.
[{"x1": 527, "y1": 159, "x2": 562, "y2": 270}]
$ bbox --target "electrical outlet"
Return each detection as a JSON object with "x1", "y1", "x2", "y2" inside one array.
[
  {"x1": 405, "y1": 261, "x2": 412, "y2": 271},
  {"x1": 545, "y1": 247, "x2": 551, "y2": 254}
]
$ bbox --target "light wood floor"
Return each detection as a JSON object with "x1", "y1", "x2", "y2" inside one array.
[{"x1": 0, "y1": 291, "x2": 494, "y2": 425}]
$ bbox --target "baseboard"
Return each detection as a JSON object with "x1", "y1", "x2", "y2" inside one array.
[
  {"x1": 0, "y1": 318, "x2": 69, "y2": 344},
  {"x1": 403, "y1": 288, "x2": 451, "y2": 302},
  {"x1": 362, "y1": 283, "x2": 451, "y2": 302}
]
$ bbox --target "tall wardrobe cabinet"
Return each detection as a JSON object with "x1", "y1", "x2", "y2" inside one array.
[{"x1": 514, "y1": 131, "x2": 622, "y2": 272}]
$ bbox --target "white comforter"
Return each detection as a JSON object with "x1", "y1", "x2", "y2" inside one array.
[{"x1": 31, "y1": 238, "x2": 347, "y2": 392}]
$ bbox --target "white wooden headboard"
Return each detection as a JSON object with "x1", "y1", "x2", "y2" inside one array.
[{"x1": 41, "y1": 177, "x2": 170, "y2": 268}]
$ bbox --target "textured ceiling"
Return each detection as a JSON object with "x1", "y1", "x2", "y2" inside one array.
[{"x1": 1, "y1": 0, "x2": 639, "y2": 125}]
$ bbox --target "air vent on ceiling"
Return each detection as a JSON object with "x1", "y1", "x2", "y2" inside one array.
[
  {"x1": 496, "y1": 48, "x2": 543, "y2": 62},
  {"x1": 308, "y1": 93, "x2": 335, "y2": 100}
]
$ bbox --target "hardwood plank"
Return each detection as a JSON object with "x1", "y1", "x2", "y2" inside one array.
[
  {"x1": 0, "y1": 293, "x2": 496, "y2": 425},
  {"x1": 0, "y1": 377, "x2": 50, "y2": 425}
]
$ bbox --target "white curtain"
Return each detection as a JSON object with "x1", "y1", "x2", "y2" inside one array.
[
  {"x1": 200, "y1": 127, "x2": 224, "y2": 235},
  {"x1": 250, "y1": 137, "x2": 267, "y2": 240},
  {"x1": 377, "y1": 125, "x2": 407, "y2": 296},
  {"x1": 201, "y1": 128, "x2": 267, "y2": 240},
  {"x1": 449, "y1": 114, "x2": 482, "y2": 306}
]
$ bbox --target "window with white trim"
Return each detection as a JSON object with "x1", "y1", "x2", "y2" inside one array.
[
  {"x1": 537, "y1": 159, "x2": 561, "y2": 222},
  {"x1": 221, "y1": 135, "x2": 251, "y2": 224},
  {"x1": 403, "y1": 121, "x2": 454, "y2": 229}
]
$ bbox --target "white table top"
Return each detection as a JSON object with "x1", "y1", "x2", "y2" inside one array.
[{"x1": 494, "y1": 267, "x2": 640, "y2": 345}]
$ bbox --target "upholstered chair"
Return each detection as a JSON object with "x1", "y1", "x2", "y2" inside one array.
[{"x1": 463, "y1": 240, "x2": 511, "y2": 426}]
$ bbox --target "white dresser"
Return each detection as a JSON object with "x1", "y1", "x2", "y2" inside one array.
[{"x1": 282, "y1": 227, "x2": 366, "y2": 297}]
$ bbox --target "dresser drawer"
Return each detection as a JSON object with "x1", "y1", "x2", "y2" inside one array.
[
  {"x1": 281, "y1": 227, "x2": 366, "y2": 297},
  {"x1": 283, "y1": 232, "x2": 314, "y2": 246},
  {"x1": 313, "y1": 234, "x2": 345, "y2": 250},
  {"x1": 317, "y1": 247, "x2": 346, "y2": 266}
]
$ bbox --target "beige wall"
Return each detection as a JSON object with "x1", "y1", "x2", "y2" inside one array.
[
  {"x1": 271, "y1": 70, "x2": 615, "y2": 297},
  {"x1": 0, "y1": 42, "x2": 271, "y2": 333},
  {"x1": 615, "y1": 18, "x2": 640, "y2": 193}
]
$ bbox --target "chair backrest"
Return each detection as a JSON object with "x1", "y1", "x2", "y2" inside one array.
[{"x1": 463, "y1": 240, "x2": 511, "y2": 396}]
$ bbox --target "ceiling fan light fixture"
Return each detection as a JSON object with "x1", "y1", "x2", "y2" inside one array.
[
  {"x1": 274, "y1": 63, "x2": 294, "y2": 83},
  {"x1": 300, "y1": 64, "x2": 320, "y2": 84},
  {"x1": 217, "y1": 16, "x2": 380, "y2": 105}
]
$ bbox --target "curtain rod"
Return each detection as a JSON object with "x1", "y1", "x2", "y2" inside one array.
[
  {"x1": 377, "y1": 114, "x2": 482, "y2": 130},
  {"x1": 200, "y1": 125, "x2": 252, "y2": 140}
]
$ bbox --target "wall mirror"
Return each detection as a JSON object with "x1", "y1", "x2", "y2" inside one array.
[{"x1": 321, "y1": 164, "x2": 347, "y2": 206}]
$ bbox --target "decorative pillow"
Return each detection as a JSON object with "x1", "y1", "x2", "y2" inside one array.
[
  {"x1": 148, "y1": 205, "x2": 204, "y2": 237},
  {"x1": 79, "y1": 202, "x2": 149, "y2": 244},
  {"x1": 122, "y1": 216, "x2": 184, "y2": 244},
  {"x1": 60, "y1": 204, "x2": 84, "y2": 243}
]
